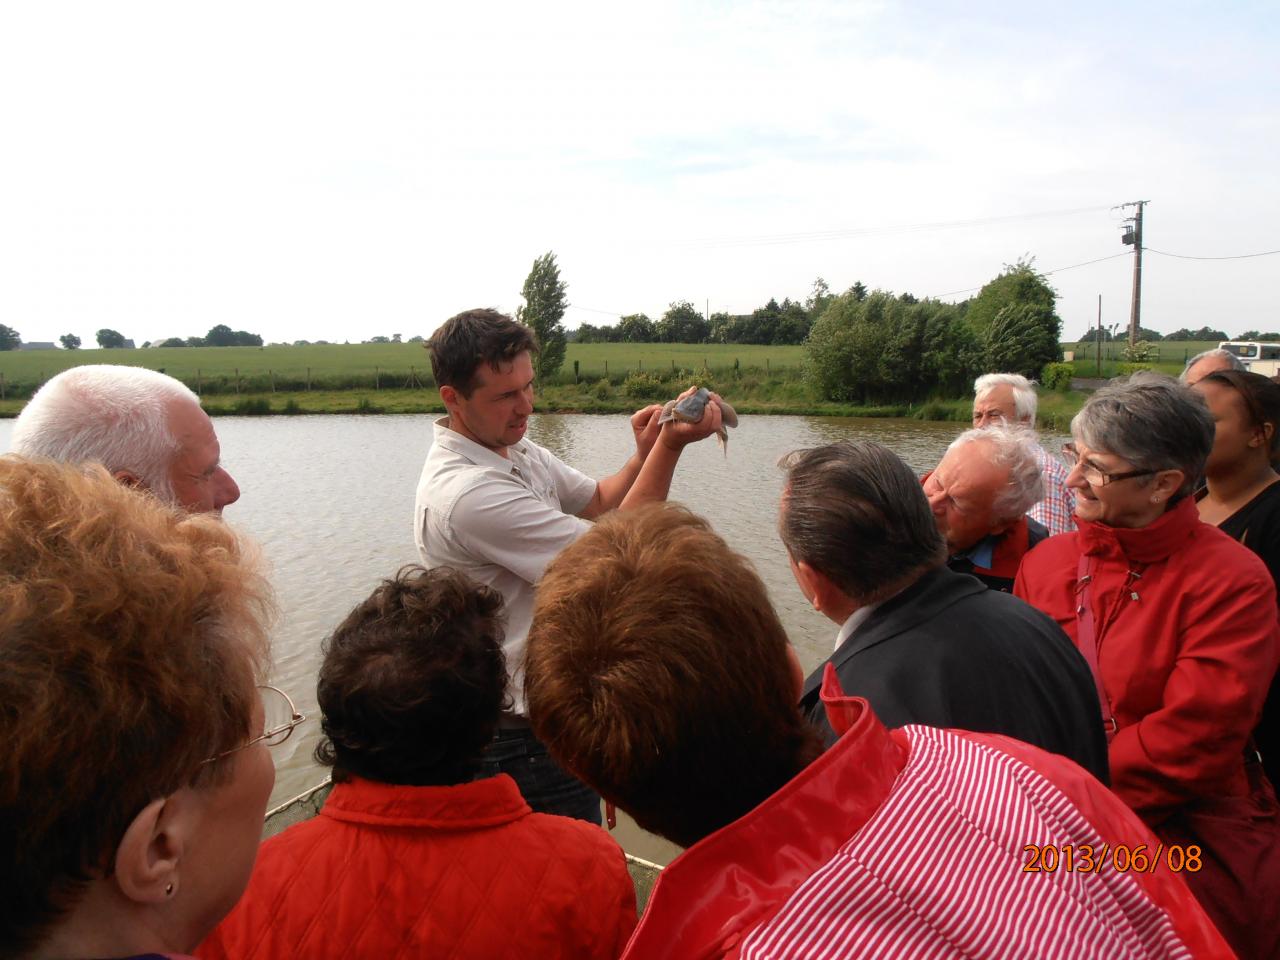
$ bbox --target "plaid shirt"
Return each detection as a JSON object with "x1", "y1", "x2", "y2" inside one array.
[{"x1": 1029, "y1": 444, "x2": 1076, "y2": 537}]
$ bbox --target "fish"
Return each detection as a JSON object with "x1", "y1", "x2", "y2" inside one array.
[{"x1": 657, "y1": 386, "x2": 739, "y2": 455}]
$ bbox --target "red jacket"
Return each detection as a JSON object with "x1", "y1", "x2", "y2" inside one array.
[
  {"x1": 197, "y1": 774, "x2": 636, "y2": 960},
  {"x1": 622, "y1": 666, "x2": 1232, "y2": 960},
  {"x1": 1015, "y1": 496, "x2": 1280, "y2": 818}
]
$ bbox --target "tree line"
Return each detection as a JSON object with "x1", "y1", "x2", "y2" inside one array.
[
  {"x1": 511, "y1": 251, "x2": 1064, "y2": 404},
  {"x1": 1073, "y1": 325, "x2": 1279, "y2": 343}
]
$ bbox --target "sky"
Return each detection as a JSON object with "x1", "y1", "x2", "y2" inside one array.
[{"x1": 1, "y1": 1, "x2": 1276, "y2": 347}]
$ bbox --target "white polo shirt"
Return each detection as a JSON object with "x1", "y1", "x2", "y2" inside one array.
[{"x1": 413, "y1": 418, "x2": 597, "y2": 716}]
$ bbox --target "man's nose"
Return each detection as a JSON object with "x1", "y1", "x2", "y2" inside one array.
[{"x1": 216, "y1": 468, "x2": 241, "y2": 511}]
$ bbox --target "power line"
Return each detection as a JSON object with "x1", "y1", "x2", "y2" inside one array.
[
  {"x1": 1146, "y1": 247, "x2": 1280, "y2": 261},
  {"x1": 682, "y1": 205, "x2": 1113, "y2": 248},
  {"x1": 930, "y1": 251, "x2": 1131, "y2": 299}
]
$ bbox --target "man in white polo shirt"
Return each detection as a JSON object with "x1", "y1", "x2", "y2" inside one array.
[{"x1": 414, "y1": 307, "x2": 722, "y2": 822}]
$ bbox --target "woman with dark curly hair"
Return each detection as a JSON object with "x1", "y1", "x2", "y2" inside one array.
[
  {"x1": 198, "y1": 566, "x2": 637, "y2": 960},
  {"x1": 0, "y1": 457, "x2": 278, "y2": 960},
  {"x1": 1015, "y1": 373, "x2": 1280, "y2": 959}
]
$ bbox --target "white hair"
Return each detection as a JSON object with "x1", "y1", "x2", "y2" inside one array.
[
  {"x1": 1179, "y1": 348, "x2": 1245, "y2": 383},
  {"x1": 9, "y1": 365, "x2": 199, "y2": 502},
  {"x1": 973, "y1": 373, "x2": 1038, "y2": 424},
  {"x1": 945, "y1": 425, "x2": 1045, "y2": 523}
]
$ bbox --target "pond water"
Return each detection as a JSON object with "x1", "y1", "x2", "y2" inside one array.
[{"x1": 0, "y1": 412, "x2": 1069, "y2": 864}]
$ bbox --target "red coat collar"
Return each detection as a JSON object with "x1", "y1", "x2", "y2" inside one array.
[
  {"x1": 321, "y1": 773, "x2": 531, "y2": 830},
  {"x1": 1074, "y1": 495, "x2": 1202, "y2": 565},
  {"x1": 625, "y1": 666, "x2": 908, "y2": 959}
]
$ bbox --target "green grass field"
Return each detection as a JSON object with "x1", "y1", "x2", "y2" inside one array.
[
  {"x1": 1064, "y1": 340, "x2": 1221, "y2": 378},
  {"x1": 0, "y1": 342, "x2": 807, "y2": 400},
  {"x1": 0, "y1": 336, "x2": 1214, "y2": 418}
]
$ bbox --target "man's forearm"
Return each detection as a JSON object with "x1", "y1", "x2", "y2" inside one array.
[
  {"x1": 585, "y1": 452, "x2": 647, "y2": 518},
  {"x1": 618, "y1": 441, "x2": 682, "y2": 511}
]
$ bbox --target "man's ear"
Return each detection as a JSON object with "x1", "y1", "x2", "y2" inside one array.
[
  {"x1": 795, "y1": 561, "x2": 843, "y2": 617},
  {"x1": 113, "y1": 469, "x2": 143, "y2": 490},
  {"x1": 113, "y1": 793, "x2": 192, "y2": 904},
  {"x1": 1251, "y1": 421, "x2": 1274, "y2": 450}
]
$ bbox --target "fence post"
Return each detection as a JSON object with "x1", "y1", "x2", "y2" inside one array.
[
  {"x1": 307, "y1": 367, "x2": 311, "y2": 391},
  {"x1": 1, "y1": 372, "x2": 5, "y2": 400},
  {"x1": 766, "y1": 358, "x2": 770, "y2": 375},
  {"x1": 197, "y1": 369, "x2": 202, "y2": 395},
  {"x1": 269, "y1": 369, "x2": 275, "y2": 393},
  {"x1": 573, "y1": 360, "x2": 579, "y2": 383},
  {"x1": 604, "y1": 359, "x2": 608, "y2": 378},
  {"x1": 375, "y1": 366, "x2": 380, "y2": 390}
]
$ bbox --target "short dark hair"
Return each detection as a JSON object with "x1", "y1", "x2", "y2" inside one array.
[
  {"x1": 1202, "y1": 369, "x2": 1280, "y2": 455},
  {"x1": 314, "y1": 565, "x2": 508, "y2": 787},
  {"x1": 427, "y1": 308, "x2": 539, "y2": 396},
  {"x1": 526, "y1": 504, "x2": 821, "y2": 849},
  {"x1": 779, "y1": 441, "x2": 945, "y2": 603}
]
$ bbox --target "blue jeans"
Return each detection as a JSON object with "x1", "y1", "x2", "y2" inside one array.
[{"x1": 478, "y1": 725, "x2": 602, "y2": 825}]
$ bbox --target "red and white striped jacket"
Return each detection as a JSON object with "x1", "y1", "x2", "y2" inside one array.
[{"x1": 622, "y1": 666, "x2": 1232, "y2": 960}]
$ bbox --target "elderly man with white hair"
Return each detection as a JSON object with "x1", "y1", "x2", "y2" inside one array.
[
  {"x1": 9, "y1": 365, "x2": 240, "y2": 514},
  {"x1": 972, "y1": 372, "x2": 1076, "y2": 535},
  {"x1": 923, "y1": 426, "x2": 1048, "y2": 593},
  {"x1": 1180, "y1": 347, "x2": 1245, "y2": 386}
]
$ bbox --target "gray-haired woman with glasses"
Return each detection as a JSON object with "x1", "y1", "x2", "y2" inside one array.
[{"x1": 1015, "y1": 371, "x2": 1280, "y2": 959}]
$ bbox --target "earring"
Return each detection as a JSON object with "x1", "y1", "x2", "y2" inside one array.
[
  {"x1": 165, "y1": 882, "x2": 174, "y2": 897},
  {"x1": 1151, "y1": 496, "x2": 1161, "y2": 504}
]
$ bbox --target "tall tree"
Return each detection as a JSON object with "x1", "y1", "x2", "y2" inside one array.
[
  {"x1": 656, "y1": 301, "x2": 709, "y2": 343},
  {"x1": 59, "y1": 333, "x2": 81, "y2": 350},
  {"x1": 96, "y1": 328, "x2": 127, "y2": 349},
  {"x1": 0, "y1": 325, "x2": 21, "y2": 350},
  {"x1": 617, "y1": 313, "x2": 655, "y2": 343},
  {"x1": 517, "y1": 252, "x2": 568, "y2": 384},
  {"x1": 965, "y1": 260, "x2": 1057, "y2": 336}
]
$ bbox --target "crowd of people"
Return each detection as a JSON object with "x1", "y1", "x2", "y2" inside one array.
[{"x1": 2, "y1": 317, "x2": 1277, "y2": 959}]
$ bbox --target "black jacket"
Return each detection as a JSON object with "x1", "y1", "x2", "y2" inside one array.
[{"x1": 800, "y1": 565, "x2": 1110, "y2": 783}]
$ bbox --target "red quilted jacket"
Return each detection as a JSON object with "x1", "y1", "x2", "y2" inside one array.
[{"x1": 196, "y1": 774, "x2": 636, "y2": 959}]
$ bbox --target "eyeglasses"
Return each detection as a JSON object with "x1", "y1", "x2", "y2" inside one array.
[
  {"x1": 1061, "y1": 443, "x2": 1156, "y2": 487},
  {"x1": 203, "y1": 684, "x2": 306, "y2": 765}
]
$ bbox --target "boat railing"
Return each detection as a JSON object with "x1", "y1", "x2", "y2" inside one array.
[{"x1": 263, "y1": 779, "x2": 661, "y2": 914}]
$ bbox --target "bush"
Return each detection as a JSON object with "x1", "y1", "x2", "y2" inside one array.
[
  {"x1": 623, "y1": 371, "x2": 668, "y2": 401},
  {"x1": 283, "y1": 399, "x2": 303, "y2": 415},
  {"x1": 1041, "y1": 362, "x2": 1075, "y2": 392},
  {"x1": 591, "y1": 378, "x2": 612, "y2": 400}
]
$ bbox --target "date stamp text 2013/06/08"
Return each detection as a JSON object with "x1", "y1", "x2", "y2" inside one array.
[{"x1": 1022, "y1": 844, "x2": 1202, "y2": 875}]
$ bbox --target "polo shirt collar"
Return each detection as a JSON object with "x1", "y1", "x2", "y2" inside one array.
[
  {"x1": 953, "y1": 532, "x2": 997, "y2": 570},
  {"x1": 432, "y1": 417, "x2": 525, "y2": 472}
]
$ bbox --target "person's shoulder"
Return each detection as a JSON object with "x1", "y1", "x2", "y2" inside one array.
[{"x1": 1019, "y1": 528, "x2": 1079, "y2": 570}]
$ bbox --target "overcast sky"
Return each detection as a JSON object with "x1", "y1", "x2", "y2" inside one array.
[{"x1": 2, "y1": 1, "x2": 1276, "y2": 347}]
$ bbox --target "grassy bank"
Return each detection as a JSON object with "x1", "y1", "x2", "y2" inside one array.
[
  {"x1": 905, "y1": 389, "x2": 1086, "y2": 431},
  {"x1": 0, "y1": 378, "x2": 1085, "y2": 423},
  {"x1": 0, "y1": 339, "x2": 1102, "y2": 421}
]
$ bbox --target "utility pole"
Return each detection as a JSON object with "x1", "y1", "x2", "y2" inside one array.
[
  {"x1": 1115, "y1": 200, "x2": 1148, "y2": 347},
  {"x1": 1096, "y1": 294, "x2": 1103, "y2": 376}
]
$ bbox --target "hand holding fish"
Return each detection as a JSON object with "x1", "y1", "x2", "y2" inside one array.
[
  {"x1": 629, "y1": 404, "x2": 664, "y2": 459},
  {"x1": 658, "y1": 386, "x2": 739, "y2": 454}
]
